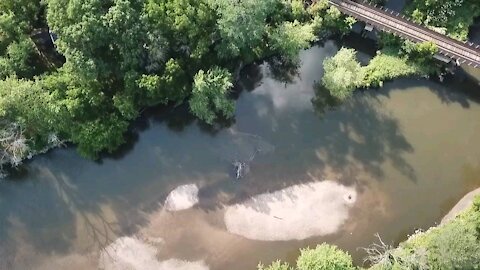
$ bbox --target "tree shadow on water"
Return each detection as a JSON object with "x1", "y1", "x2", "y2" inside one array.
[
  {"x1": 237, "y1": 63, "x2": 264, "y2": 92},
  {"x1": 0, "y1": 162, "x2": 149, "y2": 267},
  {"x1": 265, "y1": 56, "x2": 301, "y2": 86},
  {"x1": 311, "y1": 82, "x2": 343, "y2": 118},
  {"x1": 311, "y1": 86, "x2": 417, "y2": 182}
]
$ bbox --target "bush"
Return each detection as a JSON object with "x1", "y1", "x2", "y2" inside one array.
[
  {"x1": 322, "y1": 48, "x2": 431, "y2": 94},
  {"x1": 189, "y1": 67, "x2": 235, "y2": 124},
  {"x1": 296, "y1": 244, "x2": 356, "y2": 270},
  {"x1": 258, "y1": 260, "x2": 292, "y2": 270},
  {"x1": 398, "y1": 196, "x2": 480, "y2": 270},
  {"x1": 361, "y1": 54, "x2": 420, "y2": 88},
  {"x1": 322, "y1": 48, "x2": 363, "y2": 100},
  {"x1": 369, "y1": 196, "x2": 480, "y2": 270}
]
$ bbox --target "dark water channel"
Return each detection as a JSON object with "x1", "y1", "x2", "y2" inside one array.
[{"x1": 1, "y1": 39, "x2": 480, "y2": 270}]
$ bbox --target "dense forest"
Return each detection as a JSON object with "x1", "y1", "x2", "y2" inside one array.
[{"x1": 0, "y1": 0, "x2": 353, "y2": 173}]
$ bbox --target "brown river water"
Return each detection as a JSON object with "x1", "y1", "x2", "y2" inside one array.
[{"x1": 1, "y1": 40, "x2": 480, "y2": 270}]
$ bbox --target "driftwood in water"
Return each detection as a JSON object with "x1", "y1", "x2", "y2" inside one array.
[
  {"x1": 232, "y1": 148, "x2": 259, "y2": 180},
  {"x1": 233, "y1": 161, "x2": 247, "y2": 180}
]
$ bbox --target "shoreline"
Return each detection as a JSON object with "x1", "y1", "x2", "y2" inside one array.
[{"x1": 441, "y1": 187, "x2": 480, "y2": 224}]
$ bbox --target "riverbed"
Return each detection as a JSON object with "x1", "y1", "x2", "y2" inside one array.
[{"x1": 1, "y1": 40, "x2": 480, "y2": 270}]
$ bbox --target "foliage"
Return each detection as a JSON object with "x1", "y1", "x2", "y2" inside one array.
[
  {"x1": 258, "y1": 244, "x2": 355, "y2": 270},
  {"x1": 0, "y1": 0, "x2": 357, "y2": 168},
  {"x1": 322, "y1": 45, "x2": 433, "y2": 96},
  {"x1": 0, "y1": 1, "x2": 43, "y2": 79},
  {"x1": 396, "y1": 196, "x2": 480, "y2": 270},
  {"x1": 0, "y1": 38, "x2": 36, "y2": 79},
  {"x1": 189, "y1": 67, "x2": 234, "y2": 124},
  {"x1": 0, "y1": 77, "x2": 55, "y2": 142},
  {"x1": 71, "y1": 114, "x2": 129, "y2": 158},
  {"x1": 0, "y1": 0, "x2": 42, "y2": 31},
  {"x1": 322, "y1": 48, "x2": 363, "y2": 100},
  {"x1": 144, "y1": 0, "x2": 216, "y2": 64},
  {"x1": 208, "y1": 0, "x2": 279, "y2": 60},
  {"x1": 269, "y1": 20, "x2": 318, "y2": 60},
  {"x1": 0, "y1": 76, "x2": 64, "y2": 174},
  {"x1": 407, "y1": 0, "x2": 480, "y2": 40},
  {"x1": 258, "y1": 260, "x2": 292, "y2": 270},
  {"x1": 401, "y1": 41, "x2": 438, "y2": 65},
  {"x1": 296, "y1": 244, "x2": 356, "y2": 270},
  {"x1": 261, "y1": 197, "x2": 480, "y2": 270},
  {"x1": 361, "y1": 54, "x2": 421, "y2": 88},
  {"x1": 308, "y1": 0, "x2": 355, "y2": 34},
  {"x1": 287, "y1": 0, "x2": 309, "y2": 21},
  {"x1": 368, "y1": 196, "x2": 480, "y2": 270}
]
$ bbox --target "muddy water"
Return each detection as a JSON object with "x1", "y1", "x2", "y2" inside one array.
[{"x1": 1, "y1": 42, "x2": 480, "y2": 270}]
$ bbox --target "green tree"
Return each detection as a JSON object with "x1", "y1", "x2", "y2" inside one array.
[
  {"x1": 269, "y1": 20, "x2": 317, "y2": 60},
  {"x1": 361, "y1": 54, "x2": 420, "y2": 88},
  {"x1": 0, "y1": 76, "x2": 55, "y2": 142},
  {"x1": 296, "y1": 244, "x2": 356, "y2": 270},
  {"x1": 0, "y1": 1, "x2": 42, "y2": 79},
  {"x1": 137, "y1": 58, "x2": 189, "y2": 106},
  {"x1": 0, "y1": 0, "x2": 42, "y2": 31},
  {"x1": 145, "y1": 0, "x2": 216, "y2": 62},
  {"x1": 71, "y1": 114, "x2": 129, "y2": 158},
  {"x1": 0, "y1": 38, "x2": 36, "y2": 79},
  {"x1": 208, "y1": 0, "x2": 279, "y2": 60},
  {"x1": 407, "y1": 0, "x2": 480, "y2": 40},
  {"x1": 322, "y1": 48, "x2": 363, "y2": 100},
  {"x1": 189, "y1": 67, "x2": 234, "y2": 124},
  {"x1": 401, "y1": 41, "x2": 438, "y2": 65}
]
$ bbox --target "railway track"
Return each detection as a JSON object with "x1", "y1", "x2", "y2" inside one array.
[{"x1": 329, "y1": 0, "x2": 480, "y2": 67}]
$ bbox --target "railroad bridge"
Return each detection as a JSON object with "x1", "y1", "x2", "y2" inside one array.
[{"x1": 328, "y1": 0, "x2": 480, "y2": 68}]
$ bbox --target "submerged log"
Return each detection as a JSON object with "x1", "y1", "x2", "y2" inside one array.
[{"x1": 232, "y1": 161, "x2": 248, "y2": 180}]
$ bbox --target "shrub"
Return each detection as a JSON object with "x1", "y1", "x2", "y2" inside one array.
[
  {"x1": 322, "y1": 48, "x2": 363, "y2": 100},
  {"x1": 296, "y1": 244, "x2": 356, "y2": 270},
  {"x1": 189, "y1": 67, "x2": 235, "y2": 124},
  {"x1": 361, "y1": 54, "x2": 420, "y2": 88},
  {"x1": 258, "y1": 260, "x2": 292, "y2": 270}
]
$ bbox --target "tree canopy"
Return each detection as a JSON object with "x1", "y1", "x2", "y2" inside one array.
[
  {"x1": 322, "y1": 48, "x2": 363, "y2": 100},
  {"x1": 0, "y1": 0, "x2": 350, "y2": 170}
]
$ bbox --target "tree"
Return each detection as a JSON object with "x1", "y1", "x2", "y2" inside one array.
[
  {"x1": 296, "y1": 244, "x2": 356, "y2": 270},
  {"x1": 145, "y1": 0, "x2": 216, "y2": 63},
  {"x1": 0, "y1": 38, "x2": 36, "y2": 79},
  {"x1": 0, "y1": 76, "x2": 55, "y2": 140},
  {"x1": 137, "y1": 58, "x2": 189, "y2": 106},
  {"x1": 46, "y1": 0, "x2": 146, "y2": 95},
  {"x1": 407, "y1": 0, "x2": 480, "y2": 40},
  {"x1": 70, "y1": 114, "x2": 129, "y2": 158},
  {"x1": 0, "y1": 1, "x2": 42, "y2": 79},
  {"x1": 401, "y1": 41, "x2": 438, "y2": 65},
  {"x1": 322, "y1": 48, "x2": 363, "y2": 100},
  {"x1": 0, "y1": 0, "x2": 42, "y2": 31},
  {"x1": 269, "y1": 20, "x2": 317, "y2": 60},
  {"x1": 189, "y1": 67, "x2": 234, "y2": 124},
  {"x1": 208, "y1": 0, "x2": 278, "y2": 60}
]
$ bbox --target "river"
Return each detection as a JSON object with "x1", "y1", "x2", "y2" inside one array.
[{"x1": 1, "y1": 39, "x2": 480, "y2": 270}]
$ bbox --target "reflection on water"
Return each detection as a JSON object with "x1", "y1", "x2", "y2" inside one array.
[{"x1": 1, "y1": 41, "x2": 480, "y2": 269}]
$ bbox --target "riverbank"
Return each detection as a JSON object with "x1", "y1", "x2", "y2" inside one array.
[
  {"x1": 441, "y1": 187, "x2": 480, "y2": 224},
  {"x1": 258, "y1": 193, "x2": 480, "y2": 270}
]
